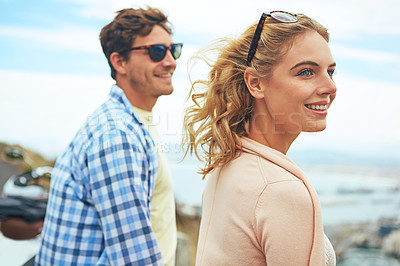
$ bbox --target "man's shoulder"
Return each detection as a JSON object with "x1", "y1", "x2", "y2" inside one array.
[
  {"x1": 85, "y1": 97, "x2": 140, "y2": 135},
  {"x1": 66, "y1": 96, "x2": 149, "y2": 155}
]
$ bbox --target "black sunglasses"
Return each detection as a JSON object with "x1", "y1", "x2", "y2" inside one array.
[
  {"x1": 247, "y1": 11, "x2": 299, "y2": 66},
  {"x1": 119, "y1": 43, "x2": 183, "y2": 62}
]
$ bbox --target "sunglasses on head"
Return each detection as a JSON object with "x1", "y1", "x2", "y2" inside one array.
[
  {"x1": 247, "y1": 11, "x2": 299, "y2": 66},
  {"x1": 119, "y1": 43, "x2": 183, "y2": 62}
]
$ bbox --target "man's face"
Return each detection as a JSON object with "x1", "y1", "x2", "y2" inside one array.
[{"x1": 122, "y1": 25, "x2": 177, "y2": 108}]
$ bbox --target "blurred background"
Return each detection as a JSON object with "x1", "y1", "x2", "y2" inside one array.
[{"x1": 0, "y1": 0, "x2": 399, "y2": 265}]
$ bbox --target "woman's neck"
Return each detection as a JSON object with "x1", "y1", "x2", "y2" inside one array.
[{"x1": 248, "y1": 109, "x2": 299, "y2": 154}]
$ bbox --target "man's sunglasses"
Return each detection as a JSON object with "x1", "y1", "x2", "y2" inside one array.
[
  {"x1": 119, "y1": 43, "x2": 183, "y2": 62},
  {"x1": 247, "y1": 11, "x2": 299, "y2": 66}
]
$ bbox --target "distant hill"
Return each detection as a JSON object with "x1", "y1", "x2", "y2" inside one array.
[
  {"x1": 167, "y1": 142, "x2": 400, "y2": 178},
  {"x1": 288, "y1": 148, "x2": 400, "y2": 167},
  {"x1": 0, "y1": 142, "x2": 54, "y2": 171}
]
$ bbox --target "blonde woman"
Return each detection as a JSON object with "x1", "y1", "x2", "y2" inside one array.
[{"x1": 184, "y1": 11, "x2": 337, "y2": 265}]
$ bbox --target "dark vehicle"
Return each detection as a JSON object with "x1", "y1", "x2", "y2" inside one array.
[{"x1": 0, "y1": 148, "x2": 51, "y2": 240}]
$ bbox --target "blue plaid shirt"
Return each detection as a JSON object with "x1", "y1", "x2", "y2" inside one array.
[{"x1": 36, "y1": 85, "x2": 163, "y2": 265}]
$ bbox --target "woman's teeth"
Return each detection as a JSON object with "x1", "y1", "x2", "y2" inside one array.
[{"x1": 305, "y1": 104, "x2": 328, "y2": 111}]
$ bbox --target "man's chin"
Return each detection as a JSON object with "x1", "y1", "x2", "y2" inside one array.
[{"x1": 161, "y1": 86, "x2": 174, "y2": 96}]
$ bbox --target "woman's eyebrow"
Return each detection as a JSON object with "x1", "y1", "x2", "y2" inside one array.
[
  {"x1": 290, "y1": 61, "x2": 336, "y2": 70},
  {"x1": 290, "y1": 61, "x2": 319, "y2": 70}
]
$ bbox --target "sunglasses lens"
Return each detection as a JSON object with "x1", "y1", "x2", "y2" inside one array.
[
  {"x1": 270, "y1": 12, "x2": 297, "y2": 23},
  {"x1": 148, "y1": 44, "x2": 182, "y2": 62},
  {"x1": 170, "y1": 44, "x2": 182, "y2": 60},
  {"x1": 149, "y1": 45, "x2": 167, "y2": 62}
]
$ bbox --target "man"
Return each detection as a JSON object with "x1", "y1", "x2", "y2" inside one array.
[{"x1": 36, "y1": 7, "x2": 181, "y2": 265}]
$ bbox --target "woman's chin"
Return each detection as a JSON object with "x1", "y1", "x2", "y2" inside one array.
[{"x1": 303, "y1": 121, "x2": 327, "y2": 132}]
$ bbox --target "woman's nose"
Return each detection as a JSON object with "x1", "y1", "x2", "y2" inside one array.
[{"x1": 317, "y1": 74, "x2": 337, "y2": 96}]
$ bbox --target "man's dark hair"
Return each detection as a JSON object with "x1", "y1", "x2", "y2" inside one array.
[{"x1": 100, "y1": 7, "x2": 172, "y2": 80}]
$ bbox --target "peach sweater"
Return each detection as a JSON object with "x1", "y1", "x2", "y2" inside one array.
[{"x1": 196, "y1": 137, "x2": 330, "y2": 265}]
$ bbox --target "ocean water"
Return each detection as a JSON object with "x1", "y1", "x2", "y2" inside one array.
[{"x1": 169, "y1": 153, "x2": 400, "y2": 226}]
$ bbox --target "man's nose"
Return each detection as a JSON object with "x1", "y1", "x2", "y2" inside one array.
[{"x1": 161, "y1": 49, "x2": 177, "y2": 67}]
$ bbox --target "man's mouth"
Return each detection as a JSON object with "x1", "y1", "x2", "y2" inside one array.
[{"x1": 155, "y1": 72, "x2": 172, "y2": 78}]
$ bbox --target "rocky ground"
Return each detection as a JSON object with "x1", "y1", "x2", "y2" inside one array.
[{"x1": 325, "y1": 219, "x2": 400, "y2": 265}]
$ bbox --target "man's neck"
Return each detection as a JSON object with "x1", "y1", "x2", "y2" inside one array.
[{"x1": 116, "y1": 82, "x2": 157, "y2": 111}]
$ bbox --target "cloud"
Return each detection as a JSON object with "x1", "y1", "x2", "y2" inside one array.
[
  {"x1": 2, "y1": 63, "x2": 399, "y2": 158},
  {"x1": 0, "y1": 69, "x2": 112, "y2": 158},
  {"x1": 3, "y1": 0, "x2": 399, "y2": 57},
  {"x1": 61, "y1": 0, "x2": 400, "y2": 37},
  {"x1": 0, "y1": 25, "x2": 101, "y2": 53},
  {"x1": 332, "y1": 44, "x2": 400, "y2": 63}
]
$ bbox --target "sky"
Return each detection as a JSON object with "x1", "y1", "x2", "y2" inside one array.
[{"x1": 0, "y1": 0, "x2": 400, "y2": 163}]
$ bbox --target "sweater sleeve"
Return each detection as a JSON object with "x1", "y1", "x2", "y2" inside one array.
[{"x1": 254, "y1": 180, "x2": 315, "y2": 266}]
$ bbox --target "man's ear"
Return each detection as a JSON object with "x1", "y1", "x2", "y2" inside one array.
[
  {"x1": 110, "y1": 52, "x2": 127, "y2": 75},
  {"x1": 244, "y1": 68, "x2": 265, "y2": 99}
]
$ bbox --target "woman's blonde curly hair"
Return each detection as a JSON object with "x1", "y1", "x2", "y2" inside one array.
[{"x1": 183, "y1": 13, "x2": 329, "y2": 179}]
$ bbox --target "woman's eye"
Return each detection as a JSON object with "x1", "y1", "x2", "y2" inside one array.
[
  {"x1": 297, "y1": 69, "x2": 313, "y2": 76},
  {"x1": 328, "y1": 69, "x2": 335, "y2": 77}
]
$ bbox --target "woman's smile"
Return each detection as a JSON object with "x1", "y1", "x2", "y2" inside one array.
[{"x1": 305, "y1": 99, "x2": 331, "y2": 115}]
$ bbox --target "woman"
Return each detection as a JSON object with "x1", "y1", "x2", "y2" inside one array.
[{"x1": 183, "y1": 11, "x2": 337, "y2": 265}]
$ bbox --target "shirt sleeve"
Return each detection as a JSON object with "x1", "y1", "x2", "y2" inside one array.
[
  {"x1": 87, "y1": 129, "x2": 163, "y2": 266},
  {"x1": 255, "y1": 180, "x2": 315, "y2": 266}
]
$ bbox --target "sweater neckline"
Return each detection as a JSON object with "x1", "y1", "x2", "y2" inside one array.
[{"x1": 240, "y1": 137, "x2": 305, "y2": 180}]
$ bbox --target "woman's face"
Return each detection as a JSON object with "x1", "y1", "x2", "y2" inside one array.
[{"x1": 260, "y1": 30, "x2": 337, "y2": 134}]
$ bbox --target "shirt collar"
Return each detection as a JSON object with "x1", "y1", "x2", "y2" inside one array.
[
  {"x1": 132, "y1": 106, "x2": 153, "y2": 126},
  {"x1": 109, "y1": 84, "x2": 143, "y2": 125}
]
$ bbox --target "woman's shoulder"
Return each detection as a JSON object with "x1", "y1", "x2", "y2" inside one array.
[{"x1": 228, "y1": 150, "x2": 301, "y2": 185}]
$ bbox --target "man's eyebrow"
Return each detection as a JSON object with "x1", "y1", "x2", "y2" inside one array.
[{"x1": 290, "y1": 61, "x2": 337, "y2": 70}]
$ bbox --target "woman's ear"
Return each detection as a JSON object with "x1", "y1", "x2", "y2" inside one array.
[
  {"x1": 244, "y1": 68, "x2": 265, "y2": 99},
  {"x1": 110, "y1": 52, "x2": 127, "y2": 76}
]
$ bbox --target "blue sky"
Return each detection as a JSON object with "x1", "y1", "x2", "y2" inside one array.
[
  {"x1": 0, "y1": 0, "x2": 399, "y2": 162},
  {"x1": 0, "y1": 0, "x2": 107, "y2": 75}
]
